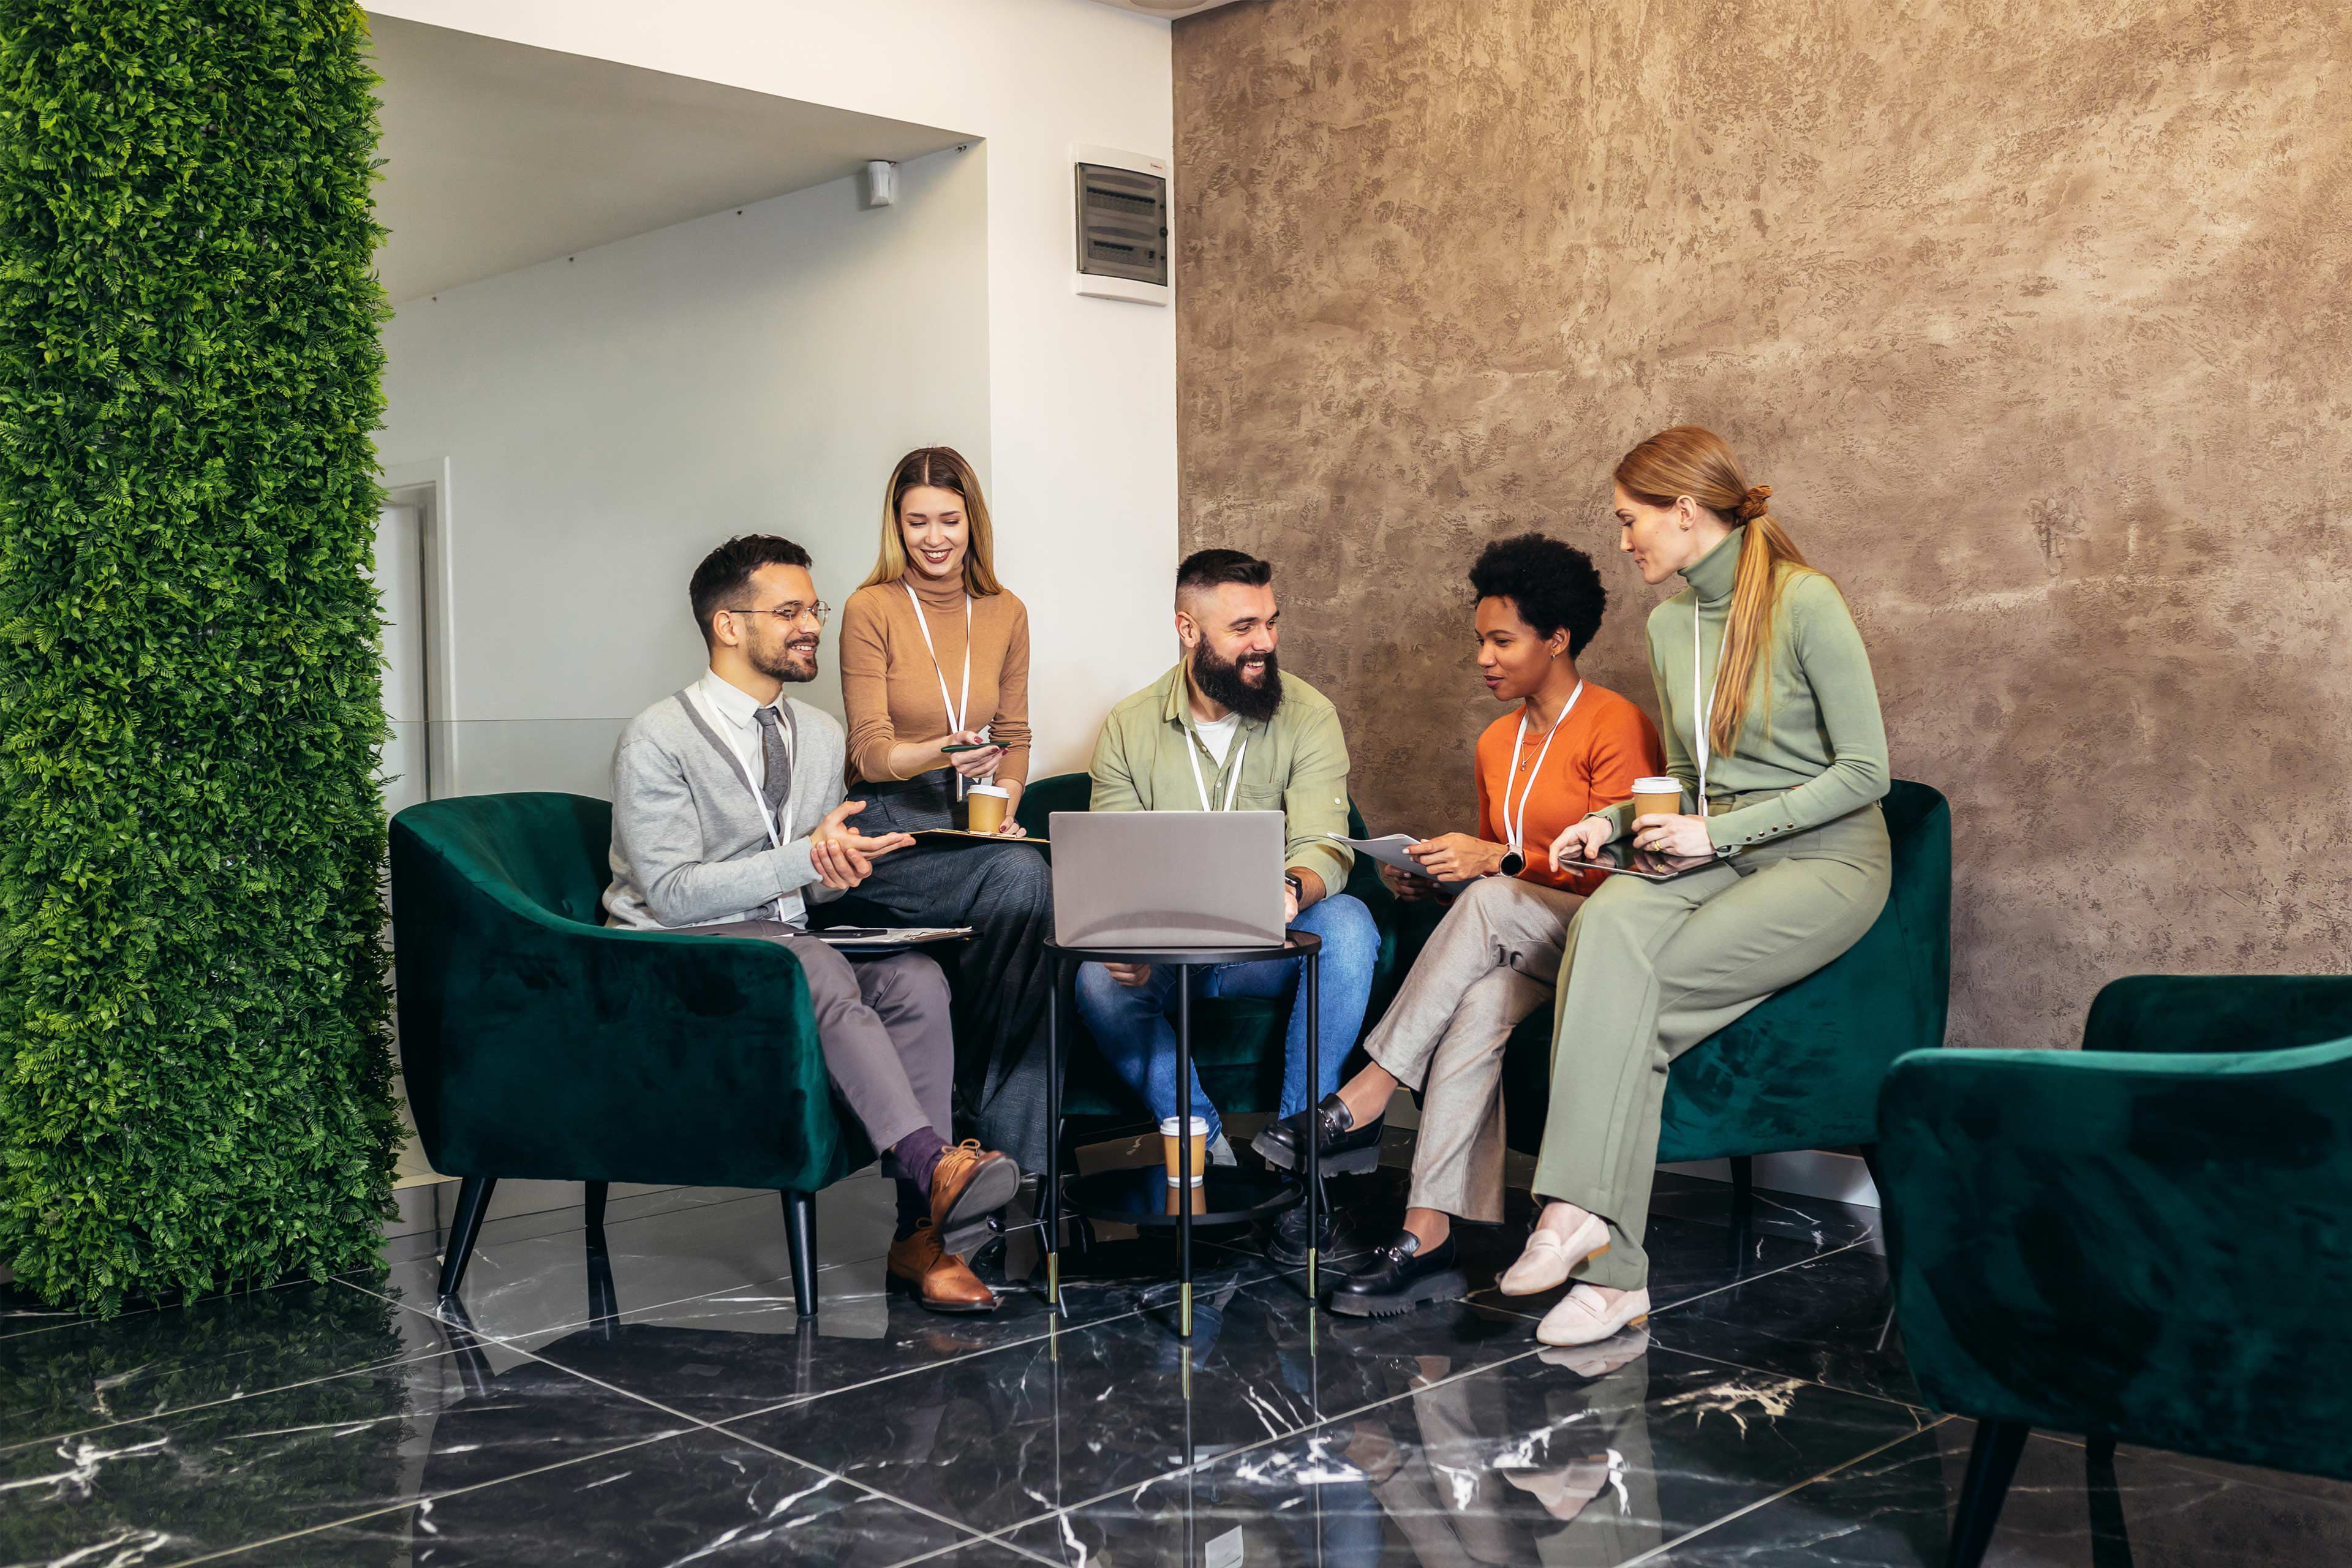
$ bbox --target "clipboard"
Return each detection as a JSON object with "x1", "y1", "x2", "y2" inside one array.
[{"x1": 910, "y1": 829, "x2": 1050, "y2": 846}]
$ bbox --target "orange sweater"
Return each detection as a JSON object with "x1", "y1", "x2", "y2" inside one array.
[
  {"x1": 839, "y1": 575, "x2": 1033, "y2": 786},
  {"x1": 1474, "y1": 683, "x2": 1666, "y2": 896}
]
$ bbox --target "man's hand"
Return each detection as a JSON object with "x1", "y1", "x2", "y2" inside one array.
[
  {"x1": 1406, "y1": 832, "x2": 1506, "y2": 883},
  {"x1": 1284, "y1": 884, "x2": 1301, "y2": 923},
  {"x1": 807, "y1": 800, "x2": 914, "y2": 890},
  {"x1": 1104, "y1": 962, "x2": 1153, "y2": 988}
]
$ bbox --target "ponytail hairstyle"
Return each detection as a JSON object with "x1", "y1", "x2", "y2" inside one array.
[
  {"x1": 862, "y1": 445, "x2": 1005, "y2": 595},
  {"x1": 1613, "y1": 426, "x2": 1818, "y2": 756}
]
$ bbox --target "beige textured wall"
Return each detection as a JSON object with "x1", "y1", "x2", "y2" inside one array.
[{"x1": 1174, "y1": 0, "x2": 2352, "y2": 1050}]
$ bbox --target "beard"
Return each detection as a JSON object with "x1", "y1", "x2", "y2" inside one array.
[
  {"x1": 753, "y1": 630, "x2": 821, "y2": 685},
  {"x1": 1193, "y1": 642, "x2": 1283, "y2": 723}
]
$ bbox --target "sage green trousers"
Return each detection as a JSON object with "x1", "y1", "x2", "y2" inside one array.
[{"x1": 1533, "y1": 794, "x2": 1891, "y2": 1291}]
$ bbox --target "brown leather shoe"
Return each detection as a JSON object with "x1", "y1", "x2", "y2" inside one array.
[
  {"x1": 929, "y1": 1140, "x2": 1021, "y2": 1255},
  {"x1": 886, "y1": 1220, "x2": 997, "y2": 1315}
]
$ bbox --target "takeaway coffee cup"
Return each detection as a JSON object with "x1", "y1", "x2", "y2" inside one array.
[
  {"x1": 1631, "y1": 777, "x2": 1683, "y2": 821},
  {"x1": 1159, "y1": 1114, "x2": 1210, "y2": 1185},
  {"x1": 965, "y1": 783, "x2": 1009, "y2": 835}
]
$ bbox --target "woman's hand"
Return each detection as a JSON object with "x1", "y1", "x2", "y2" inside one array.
[
  {"x1": 1406, "y1": 833, "x2": 1506, "y2": 883},
  {"x1": 944, "y1": 729, "x2": 1005, "y2": 780},
  {"x1": 1630, "y1": 813, "x2": 1715, "y2": 858},
  {"x1": 1548, "y1": 815, "x2": 1614, "y2": 872},
  {"x1": 993, "y1": 818, "x2": 1028, "y2": 838}
]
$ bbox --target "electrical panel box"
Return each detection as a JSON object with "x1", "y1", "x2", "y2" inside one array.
[{"x1": 1073, "y1": 145, "x2": 1170, "y2": 306}]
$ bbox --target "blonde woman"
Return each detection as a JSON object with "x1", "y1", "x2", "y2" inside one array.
[
  {"x1": 1506, "y1": 427, "x2": 1892, "y2": 1348},
  {"x1": 836, "y1": 447, "x2": 1055, "y2": 1187}
]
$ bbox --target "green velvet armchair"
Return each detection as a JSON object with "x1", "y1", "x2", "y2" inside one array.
[
  {"x1": 1014, "y1": 774, "x2": 1414, "y2": 1133},
  {"x1": 1494, "y1": 778, "x2": 1953, "y2": 1188},
  {"x1": 1878, "y1": 974, "x2": 2352, "y2": 1568},
  {"x1": 388, "y1": 793, "x2": 865, "y2": 1315}
]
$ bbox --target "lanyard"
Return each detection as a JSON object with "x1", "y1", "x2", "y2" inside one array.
[
  {"x1": 1186, "y1": 726, "x2": 1248, "y2": 813},
  {"x1": 1692, "y1": 603, "x2": 1724, "y2": 818},
  {"x1": 904, "y1": 581, "x2": 976, "y2": 797},
  {"x1": 1501, "y1": 682, "x2": 1581, "y2": 854},
  {"x1": 700, "y1": 686, "x2": 796, "y2": 919}
]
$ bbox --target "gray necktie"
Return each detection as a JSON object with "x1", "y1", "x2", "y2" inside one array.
[{"x1": 753, "y1": 706, "x2": 792, "y2": 829}]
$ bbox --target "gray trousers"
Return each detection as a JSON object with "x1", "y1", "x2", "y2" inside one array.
[
  {"x1": 687, "y1": 922, "x2": 953, "y2": 1163},
  {"x1": 1362, "y1": 876, "x2": 1585, "y2": 1223}
]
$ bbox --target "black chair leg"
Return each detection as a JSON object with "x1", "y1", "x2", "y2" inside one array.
[
  {"x1": 438, "y1": 1176, "x2": 497, "y2": 1299},
  {"x1": 1947, "y1": 1419, "x2": 2029, "y2": 1568},
  {"x1": 584, "y1": 1180, "x2": 608, "y2": 1239},
  {"x1": 782, "y1": 1189, "x2": 820, "y2": 1317},
  {"x1": 2086, "y1": 1434, "x2": 2135, "y2": 1568},
  {"x1": 1729, "y1": 1154, "x2": 1754, "y2": 1217}
]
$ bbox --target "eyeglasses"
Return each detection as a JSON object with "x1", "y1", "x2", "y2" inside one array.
[{"x1": 726, "y1": 601, "x2": 831, "y2": 627}]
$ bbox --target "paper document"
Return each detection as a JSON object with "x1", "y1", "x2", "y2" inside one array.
[
  {"x1": 812, "y1": 926, "x2": 974, "y2": 949},
  {"x1": 1326, "y1": 833, "x2": 1480, "y2": 891}
]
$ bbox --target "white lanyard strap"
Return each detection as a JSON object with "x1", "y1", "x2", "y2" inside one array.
[
  {"x1": 905, "y1": 581, "x2": 976, "y2": 797},
  {"x1": 903, "y1": 581, "x2": 971, "y2": 734},
  {"x1": 1186, "y1": 729, "x2": 1248, "y2": 813},
  {"x1": 1501, "y1": 682, "x2": 1581, "y2": 854}
]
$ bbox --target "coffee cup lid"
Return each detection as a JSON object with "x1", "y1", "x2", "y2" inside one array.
[
  {"x1": 968, "y1": 782, "x2": 1009, "y2": 797},
  {"x1": 1633, "y1": 777, "x2": 1679, "y2": 792},
  {"x1": 1158, "y1": 1115, "x2": 1212, "y2": 1136}
]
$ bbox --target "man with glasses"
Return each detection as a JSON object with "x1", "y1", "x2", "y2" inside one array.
[{"x1": 604, "y1": 535, "x2": 1022, "y2": 1314}]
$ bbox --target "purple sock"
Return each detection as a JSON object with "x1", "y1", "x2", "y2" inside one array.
[
  {"x1": 892, "y1": 1126, "x2": 949, "y2": 1196},
  {"x1": 894, "y1": 1180, "x2": 927, "y2": 1241}
]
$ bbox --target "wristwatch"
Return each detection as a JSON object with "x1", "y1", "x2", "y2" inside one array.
[
  {"x1": 1284, "y1": 872, "x2": 1305, "y2": 905},
  {"x1": 1496, "y1": 847, "x2": 1526, "y2": 877}
]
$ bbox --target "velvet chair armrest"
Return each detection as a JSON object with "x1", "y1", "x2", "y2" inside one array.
[
  {"x1": 393, "y1": 850, "x2": 856, "y2": 1194},
  {"x1": 1876, "y1": 1039, "x2": 2352, "y2": 1477},
  {"x1": 2082, "y1": 974, "x2": 2352, "y2": 1055}
]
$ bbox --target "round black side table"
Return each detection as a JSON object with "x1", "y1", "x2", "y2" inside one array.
[{"x1": 1040, "y1": 932, "x2": 1323, "y2": 1338}]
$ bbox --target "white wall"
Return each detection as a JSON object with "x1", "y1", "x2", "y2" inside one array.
[
  {"x1": 380, "y1": 145, "x2": 989, "y2": 796},
  {"x1": 368, "y1": 0, "x2": 1180, "y2": 791}
]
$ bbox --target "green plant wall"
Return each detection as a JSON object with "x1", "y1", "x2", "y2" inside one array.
[{"x1": 0, "y1": 1, "x2": 397, "y2": 1313}]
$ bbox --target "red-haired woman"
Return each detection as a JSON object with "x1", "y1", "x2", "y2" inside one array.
[{"x1": 1507, "y1": 427, "x2": 1893, "y2": 1349}]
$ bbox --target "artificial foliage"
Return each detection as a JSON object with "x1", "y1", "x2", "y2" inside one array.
[{"x1": 0, "y1": 0, "x2": 397, "y2": 1313}]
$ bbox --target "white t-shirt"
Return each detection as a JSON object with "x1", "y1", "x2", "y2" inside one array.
[{"x1": 1193, "y1": 710, "x2": 1242, "y2": 768}]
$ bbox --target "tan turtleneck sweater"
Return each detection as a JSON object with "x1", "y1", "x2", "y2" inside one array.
[{"x1": 839, "y1": 572, "x2": 1033, "y2": 786}]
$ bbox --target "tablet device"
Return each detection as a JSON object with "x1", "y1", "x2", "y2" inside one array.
[{"x1": 1553, "y1": 844, "x2": 1724, "y2": 883}]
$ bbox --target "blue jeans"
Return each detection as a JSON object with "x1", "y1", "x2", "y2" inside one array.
[{"x1": 1074, "y1": 893, "x2": 1379, "y2": 1145}]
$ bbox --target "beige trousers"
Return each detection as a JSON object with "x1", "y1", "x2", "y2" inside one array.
[{"x1": 1363, "y1": 876, "x2": 1584, "y2": 1223}]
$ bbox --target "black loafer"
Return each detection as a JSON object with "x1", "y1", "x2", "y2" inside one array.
[
  {"x1": 1329, "y1": 1230, "x2": 1468, "y2": 1318},
  {"x1": 1251, "y1": 1093, "x2": 1384, "y2": 1177},
  {"x1": 1267, "y1": 1200, "x2": 1340, "y2": 1267}
]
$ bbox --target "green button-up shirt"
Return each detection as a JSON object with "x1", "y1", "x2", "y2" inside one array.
[{"x1": 1088, "y1": 661, "x2": 1356, "y2": 897}]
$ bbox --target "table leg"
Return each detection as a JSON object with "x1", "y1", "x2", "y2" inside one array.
[
  {"x1": 1045, "y1": 951, "x2": 1063, "y2": 1314},
  {"x1": 1177, "y1": 963, "x2": 1194, "y2": 1340},
  {"x1": 1305, "y1": 942, "x2": 1321, "y2": 1302}
]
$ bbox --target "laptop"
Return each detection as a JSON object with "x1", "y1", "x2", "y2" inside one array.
[{"x1": 1050, "y1": 810, "x2": 1288, "y2": 949}]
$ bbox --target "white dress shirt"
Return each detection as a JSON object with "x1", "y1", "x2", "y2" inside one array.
[{"x1": 690, "y1": 666, "x2": 803, "y2": 925}]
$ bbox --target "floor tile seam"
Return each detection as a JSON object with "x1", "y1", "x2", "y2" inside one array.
[
  {"x1": 1637, "y1": 1340, "x2": 1939, "y2": 1418},
  {"x1": 0, "y1": 1277, "x2": 315, "y2": 1344},
  {"x1": 1613, "y1": 1412, "x2": 1957, "y2": 1568},
  {"x1": 707, "y1": 1298, "x2": 1159, "y2": 1427},
  {"x1": 1466, "y1": 1234, "x2": 1880, "y2": 1326},
  {"x1": 159, "y1": 1426, "x2": 691, "y2": 1567},
  {"x1": 340, "y1": 1232, "x2": 907, "y2": 1351},
  {"x1": 0, "y1": 1340, "x2": 484, "y2": 1461},
  {"x1": 697, "y1": 1408, "x2": 1060, "y2": 1561},
  {"x1": 938, "y1": 1338, "x2": 1570, "y2": 1541}
]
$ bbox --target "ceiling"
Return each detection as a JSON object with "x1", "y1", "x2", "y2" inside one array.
[
  {"x1": 1081, "y1": 0, "x2": 1250, "y2": 17},
  {"x1": 369, "y1": 16, "x2": 972, "y2": 303}
]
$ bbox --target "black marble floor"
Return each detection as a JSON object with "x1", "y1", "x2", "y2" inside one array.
[{"x1": 4, "y1": 1147, "x2": 2346, "y2": 1566}]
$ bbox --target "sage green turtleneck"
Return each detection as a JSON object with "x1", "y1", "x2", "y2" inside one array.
[{"x1": 1595, "y1": 526, "x2": 1890, "y2": 854}]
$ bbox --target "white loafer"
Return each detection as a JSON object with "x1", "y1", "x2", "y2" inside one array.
[
  {"x1": 1537, "y1": 1283, "x2": 1652, "y2": 1348},
  {"x1": 1498, "y1": 1212, "x2": 1610, "y2": 1296}
]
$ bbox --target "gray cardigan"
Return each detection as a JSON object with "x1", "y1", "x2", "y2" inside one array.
[{"x1": 602, "y1": 688, "x2": 848, "y2": 930}]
